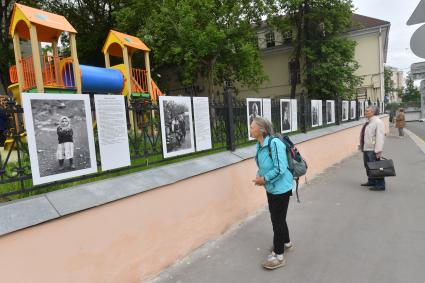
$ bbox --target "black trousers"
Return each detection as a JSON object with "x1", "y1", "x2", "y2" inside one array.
[
  {"x1": 363, "y1": 151, "x2": 385, "y2": 188},
  {"x1": 267, "y1": 190, "x2": 291, "y2": 255}
]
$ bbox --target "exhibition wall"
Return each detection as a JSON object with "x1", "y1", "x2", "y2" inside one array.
[{"x1": 0, "y1": 115, "x2": 389, "y2": 283}]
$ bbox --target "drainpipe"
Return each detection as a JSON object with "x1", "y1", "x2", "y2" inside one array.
[{"x1": 378, "y1": 27, "x2": 384, "y2": 104}]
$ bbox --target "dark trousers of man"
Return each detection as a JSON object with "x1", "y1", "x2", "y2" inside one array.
[
  {"x1": 267, "y1": 190, "x2": 291, "y2": 255},
  {"x1": 363, "y1": 151, "x2": 385, "y2": 188}
]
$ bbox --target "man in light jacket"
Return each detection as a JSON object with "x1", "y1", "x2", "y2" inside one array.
[{"x1": 360, "y1": 106, "x2": 386, "y2": 191}]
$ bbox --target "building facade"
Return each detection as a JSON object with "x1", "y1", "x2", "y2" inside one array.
[
  {"x1": 387, "y1": 66, "x2": 404, "y2": 103},
  {"x1": 238, "y1": 14, "x2": 390, "y2": 102}
]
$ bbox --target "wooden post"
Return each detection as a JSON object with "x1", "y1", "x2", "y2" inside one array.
[
  {"x1": 69, "y1": 33, "x2": 82, "y2": 93},
  {"x1": 144, "y1": 51, "x2": 153, "y2": 96},
  {"x1": 29, "y1": 24, "x2": 44, "y2": 93},
  {"x1": 104, "y1": 52, "x2": 110, "y2": 68},
  {"x1": 123, "y1": 46, "x2": 132, "y2": 96},
  {"x1": 12, "y1": 34, "x2": 25, "y2": 96},
  {"x1": 52, "y1": 40, "x2": 61, "y2": 86}
]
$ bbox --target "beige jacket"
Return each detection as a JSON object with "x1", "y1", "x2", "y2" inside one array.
[{"x1": 362, "y1": 116, "x2": 385, "y2": 153}]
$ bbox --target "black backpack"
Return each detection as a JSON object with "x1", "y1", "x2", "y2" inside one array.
[{"x1": 268, "y1": 134, "x2": 308, "y2": 203}]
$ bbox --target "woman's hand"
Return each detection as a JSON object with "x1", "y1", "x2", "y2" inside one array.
[{"x1": 252, "y1": 176, "x2": 265, "y2": 186}]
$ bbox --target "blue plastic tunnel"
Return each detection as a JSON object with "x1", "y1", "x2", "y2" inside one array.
[{"x1": 62, "y1": 63, "x2": 124, "y2": 94}]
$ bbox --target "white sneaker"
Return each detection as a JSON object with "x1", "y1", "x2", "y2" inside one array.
[
  {"x1": 262, "y1": 252, "x2": 286, "y2": 269},
  {"x1": 284, "y1": 242, "x2": 294, "y2": 251},
  {"x1": 270, "y1": 242, "x2": 295, "y2": 252}
]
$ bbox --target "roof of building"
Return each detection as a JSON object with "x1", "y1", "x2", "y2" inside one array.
[
  {"x1": 350, "y1": 14, "x2": 390, "y2": 32},
  {"x1": 257, "y1": 13, "x2": 390, "y2": 32}
]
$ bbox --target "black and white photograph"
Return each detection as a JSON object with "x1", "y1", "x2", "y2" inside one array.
[
  {"x1": 22, "y1": 93, "x2": 97, "y2": 185},
  {"x1": 326, "y1": 100, "x2": 335, "y2": 124},
  {"x1": 280, "y1": 99, "x2": 291, "y2": 133},
  {"x1": 350, "y1": 101, "x2": 356, "y2": 119},
  {"x1": 359, "y1": 100, "x2": 365, "y2": 117},
  {"x1": 247, "y1": 98, "x2": 263, "y2": 140},
  {"x1": 159, "y1": 96, "x2": 195, "y2": 158},
  {"x1": 342, "y1": 100, "x2": 349, "y2": 121},
  {"x1": 311, "y1": 100, "x2": 323, "y2": 127}
]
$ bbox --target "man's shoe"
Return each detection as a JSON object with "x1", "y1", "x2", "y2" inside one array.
[
  {"x1": 369, "y1": 186, "x2": 385, "y2": 191},
  {"x1": 262, "y1": 253, "x2": 287, "y2": 270},
  {"x1": 361, "y1": 182, "x2": 374, "y2": 186}
]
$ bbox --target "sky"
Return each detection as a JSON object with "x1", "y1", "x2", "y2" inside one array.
[{"x1": 352, "y1": 0, "x2": 424, "y2": 75}]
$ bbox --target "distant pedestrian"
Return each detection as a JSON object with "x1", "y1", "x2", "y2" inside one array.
[
  {"x1": 360, "y1": 106, "x2": 386, "y2": 191},
  {"x1": 57, "y1": 116, "x2": 75, "y2": 170},
  {"x1": 395, "y1": 108, "x2": 405, "y2": 137},
  {"x1": 251, "y1": 117, "x2": 294, "y2": 270}
]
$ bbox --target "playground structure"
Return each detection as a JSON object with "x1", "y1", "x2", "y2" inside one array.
[
  {"x1": 3, "y1": 3, "x2": 164, "y2": 150},
  {"x1": 7, "y1": 3, "x2": 164, "y2": 104}
]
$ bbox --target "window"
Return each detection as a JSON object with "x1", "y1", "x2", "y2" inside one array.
[
  {"x1": 265, "y1": 32, "x2": 275, "y2": 48},
  {"x1": 289, "y1": 60, "x2": 301, "y2": 84}
]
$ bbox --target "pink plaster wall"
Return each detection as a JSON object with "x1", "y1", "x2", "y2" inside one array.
[{"x1": 0, "y1": 116, "x2": 389, "y2": 283}]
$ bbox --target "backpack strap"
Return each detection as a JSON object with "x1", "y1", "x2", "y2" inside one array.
[
  {"x1": 295, "y1": 177, "x2": 300, "y2": 203},
  {"x1": 267, "y1": 136, "x2": 275, "y2": 158}
]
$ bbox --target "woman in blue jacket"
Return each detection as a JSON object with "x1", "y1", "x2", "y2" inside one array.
[{"x1": 251, "y1": 117, "x2": 294, "y2": 270}]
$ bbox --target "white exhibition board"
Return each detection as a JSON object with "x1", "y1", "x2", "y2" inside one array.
[
  {"x1": 311, "y1": 100, "x2": 323, "y2": 127},
  {"x1": 359, "y1": 100, "x2": 365, "y2": 117},
  {"x1": 262, "y1": 98, "x2": 272, "y2": 122},
  {"x1": 342, "y1": 100, "x2": 349, "y2": 121},
  {"x1": 22, "y1": 93, "x2": 97, "y2": 185},
  {"x1": 94, "y1": 95, "x2": 131, "y2": 171},
  {"x1": 193, "y1": 97, "x2": 212, "y2": 151},
  {"x1": 246, "y1": 98, "x2": 263, "y2": 140},
  {"x1": 291, "y1": 99, "x2": 298, "y2": 131},
  {"x1": 159, "y1": 96, "x2": 195, "y2": 158},
  {"x1": 326, "y1": 100, "x2": 335, "y2": 124},
  {"x1": 350, "y1": 101, "x2": 356, "y2": 119},
  {"x1": 280, "y1": 99, "x2": 291, "y2": 133}
]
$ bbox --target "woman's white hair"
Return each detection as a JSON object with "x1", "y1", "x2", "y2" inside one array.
[{"x1": 253, "y1": 116, "x2": 274, "y2": 137}]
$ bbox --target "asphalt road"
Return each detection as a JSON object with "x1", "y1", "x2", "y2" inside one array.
[
  {"x1": 150, "y1": 128, "x2": 425, "y2": 283},
  {"x1": 406, "y1": 121, "x2": 425, "y2": 141}
]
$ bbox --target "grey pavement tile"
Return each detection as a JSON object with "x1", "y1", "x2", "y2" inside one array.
[
  {"x1": 232, "y1": 146, "x2": 256, "y2": 159},
  {"x1": 0, "y1": 196, "x2": 59, "y2": 236},
  {"x1": 151, "y1": 130, "x2": 425, "y2": 283}
]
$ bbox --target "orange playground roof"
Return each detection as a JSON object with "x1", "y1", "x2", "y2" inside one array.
[
  {"x1": 9, "y1": 3, "x2": 76, "y2": 42},
  {"x1": 102, "y1": 30, "x2": 150, "y2": 57}
]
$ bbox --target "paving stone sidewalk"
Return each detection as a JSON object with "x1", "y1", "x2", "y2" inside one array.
[{"x1": 150, "y1": 127, "x2": 425, "y2": 283}]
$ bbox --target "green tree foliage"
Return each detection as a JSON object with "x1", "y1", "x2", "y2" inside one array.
[
  {"x1": 42, "y1": 0, "x2": 132, "y2": 67},
  {"x1": 384, "y1": 66, "x2": 394, "y2": 95},
  {"x1": 403, "y1": 75, "x2": 420, "y2": 102},
  {"x1": 115, "y1": 0, "x2": 268, "y2": 98},
  {"x1": 267, "y1": 0, "x2": 362, "y2": 99},
  {"x1": 0, "y1": 0, "x2": 39, "y2": 94}
]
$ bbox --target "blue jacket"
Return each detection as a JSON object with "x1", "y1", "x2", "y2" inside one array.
[{"x1": 255, "y1": 136, "x2": 294, "y2": 195}]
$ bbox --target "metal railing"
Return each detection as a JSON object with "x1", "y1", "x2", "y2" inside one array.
[
  {"x1": 9, "y1": 55, "x2": 75, "y2": 91},
  {"x1": 0, "y1": 88, "x2": 382, "y2": 201}
]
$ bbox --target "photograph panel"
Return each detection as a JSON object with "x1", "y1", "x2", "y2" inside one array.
[
  {"x1": 22, "y1": 93, "x2": 97, "y2": 185},
  {"x1": 159, "y1": 96, "x2": 195, "y2": 158}
]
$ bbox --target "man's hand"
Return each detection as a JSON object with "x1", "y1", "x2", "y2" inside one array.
[
  {"x1": 376, "y1": 151, "x2": 382, "y2": 159},
  {"x1": 252, "y1": 176, "x2": 265, "y2": 186}
]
